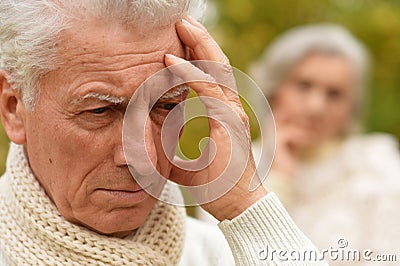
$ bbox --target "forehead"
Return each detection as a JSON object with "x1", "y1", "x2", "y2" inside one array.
[
  {"x1": 41, "y1": 18, "x2": 185, "y2": 101},
  {"x1": 295, "y1": 54, "x2": 354, "y2": 76},
  {"x1": 292, "y1": 53, "x2": 355, "y2": 85}
]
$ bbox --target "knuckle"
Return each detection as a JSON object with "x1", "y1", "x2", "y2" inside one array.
[
  {"x1": 212, "y1": 85, "x2": 225, "y2": 99},
  {"x1": 220, "y1": 55, "x2": 231, "y2": 66},
  {"x1": 200, "y1": 32, "x2": 213, "y2": 43},
  {"x1": 238, "y1": 110, "x2": 250, "y2": 124},
  {"x1": 203, "y1": 72, "x2": 216, "y2": 83}
]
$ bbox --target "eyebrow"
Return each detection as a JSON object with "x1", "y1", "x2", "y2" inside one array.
[
  {"x1": 73, "y1": 92, "x2": 127, "y2": 105},
  {"x1": 72, "y1": 85, "x2": 188, "y2": 106},
  {"x1": 159, "y1": 85, "x2": 189, "y2": 100}
]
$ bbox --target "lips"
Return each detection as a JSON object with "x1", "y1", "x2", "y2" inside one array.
[
  {"x1": 96, "y1": 187, "x2": 144, "y2": 193},
  {"x1": 95, "y1": 183, "x2": 151, "y2": 193},
  {"x1": 95, "y1": 187, "x2": 151, "y2": 206}
]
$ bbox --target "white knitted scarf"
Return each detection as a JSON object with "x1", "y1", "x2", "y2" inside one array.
[{"x1": 0, "y1": 143, "x2": 186, "y2": 265}]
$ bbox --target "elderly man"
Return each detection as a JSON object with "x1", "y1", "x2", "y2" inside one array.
[{"x1": 0, "y1": 0, "x2": 325, "y2": 265}]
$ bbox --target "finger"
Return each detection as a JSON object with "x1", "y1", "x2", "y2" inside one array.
[
  {"x1": 276, "y1": 124, "x2": 305, "y2": 149},
  {"x1": 273, "y1": 111, "x2": 292, "y2": 127},
  {"x1": 169, "y1": 155, "x2": 212, "y2": 187},
  {"x1": 176, "y1": 19, "x2": 229, "y2": 65},
  {"x1": 186, "y1": 16, "x2": 208, "y2": 31},
  {"x1": 176, "y1": 20, "x2": 241, "y2": 104},
  {"x1": 165, "y1": 54, "x2": 243, "y2": 133},
  {"x1": 188, "y1": 47, "x2": 195, "y2": 61},
  {"x1": 165, "y1": 54, "x2": 228, "y2": 102},
  {"x1": 169, "y1": 158, "x2": 196, "y2": 186}
]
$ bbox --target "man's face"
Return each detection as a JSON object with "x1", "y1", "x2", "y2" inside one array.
[{"x1": 21, "y1": 19, "x2": 186, "y2": 237}]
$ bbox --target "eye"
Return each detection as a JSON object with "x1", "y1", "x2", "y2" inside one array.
[
  {"x1": 327, "y1": 88, "x2": 342, "y2": 100},
  {"x1": 150, "y1": 102, "x2": 181, "y2": 126},
  {"x1": 91, "y1": 107, "x2": 108, "y2": 114},
  {"x1": 160, "y1": 103, "x2": 178, "y2": 111},
  {"x1": 296, "y1": 80, "x2": 312, "y2": 91}
]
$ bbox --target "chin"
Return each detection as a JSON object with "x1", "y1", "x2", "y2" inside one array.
[
  {"x1": 73, "y1": 198, "x2": 158, "y2": 238},
  {"x1": 293, "y1": 134, "x2": 324, "y2": 150},
  {"x1": 94, "y1": 210, "x2": 151, "y2": 237}
]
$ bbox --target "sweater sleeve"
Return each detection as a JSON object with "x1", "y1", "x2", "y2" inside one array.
[
  {"x1": 218, "y1": 192, "x2": 328, "y2": 265},
  {"x1": 0, "y1": 250, "x2": 8, "y2": 266}
]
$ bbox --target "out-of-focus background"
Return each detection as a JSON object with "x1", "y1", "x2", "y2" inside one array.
[
  {"x1": 0, "y1": 0, "x2": 399, "y2": 173},
  {"x1": 178, "y1": 0, "x2": 400, "y2": 161},
  {"x1": 206, "y1": 0, "x2": 400, "y2": 135}
]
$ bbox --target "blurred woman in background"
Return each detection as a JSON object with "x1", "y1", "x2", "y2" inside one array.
[{"x1": 251, "y1": 24, "x2": 400, "y2": 256}]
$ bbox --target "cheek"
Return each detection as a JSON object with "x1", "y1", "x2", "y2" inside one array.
[
  {"x1": 330, "y1": 107, "x2": 352, "y2": 129},
  {"x1": 27, "y1": 114, "x2": 117, "y2": 201},
  {"x1": 48, "y1": 126, "x2": 110, "y2": 175},
  {"x1": 323, "y1": 101, "x2": 353, "y2": 137},
  {"x1": 271, "y1": 90, "x2": 304, "y2": 119}
]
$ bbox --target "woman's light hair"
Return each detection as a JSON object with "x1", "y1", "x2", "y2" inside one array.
[
  {"x1": 0, "y1": 0, "x2": 205, "y2": 110},
  {"x1": 249, "y1": 23, "x2": 371, "y2": 120}
]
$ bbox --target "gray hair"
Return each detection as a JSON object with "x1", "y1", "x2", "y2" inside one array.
[
  {"x1": 249, "y1": 24, "x2": 370, "y2": 119},
  {"x1": 0, "y1": 0, "x2": 205, "y2": 110}
]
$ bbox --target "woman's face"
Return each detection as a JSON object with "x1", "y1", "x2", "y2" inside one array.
[{"x1": 271, "y1": 53, "x2": 356, "y2": 149}]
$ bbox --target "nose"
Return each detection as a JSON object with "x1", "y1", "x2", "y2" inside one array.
[
  {"x1": 143, "y1": 121, "x2": 158, "y2": 168},
  {"x1": 305, "y1": 89, "x2": 326, "y2": 115},
  {"x1": 115, "y1": 120, "x2": 157, "y2": 169},
  {"x1": 114, "y1": 142, "x2": 128, "y2": 166},
  {"x1": 121, "y1": 108, "x2": 158, "y2": 176}
]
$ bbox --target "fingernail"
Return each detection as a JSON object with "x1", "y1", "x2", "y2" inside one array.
[
  {"x1": 181, "y1": 18, "x2": 191, "y2": 27},
  {"x1": 165, "y1": 54, "x2": 178, "y2": 60},
  {"x1": 165, "y1": 54, "x2": 185, "y2": 63},
  {"x1": 187, "y1": 16, "x2": 195, "y2": 22}
]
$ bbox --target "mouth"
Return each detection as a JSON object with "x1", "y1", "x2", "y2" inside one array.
[{"x1": 95, "y1": 185, "x2": 152, "y2": 205}]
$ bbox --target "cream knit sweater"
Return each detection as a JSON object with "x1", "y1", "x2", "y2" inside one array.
[{"x1": 0, "y1": 143, "x2": 326, "y2": 265}]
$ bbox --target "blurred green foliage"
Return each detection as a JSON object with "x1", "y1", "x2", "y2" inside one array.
[
  {"x1": 0, "y1": 128, "x2": 8, "y2": 174},
  {"x1": 206, "y1": 0, "x2": 400, "y2": 138},
  {"x1": 0, "y1": 0, "x2": 399, "y2": 174}
]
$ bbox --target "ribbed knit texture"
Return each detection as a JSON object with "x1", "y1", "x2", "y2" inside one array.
[
  {"x1": 0, "y1": 248, "x2": 6, "y2": 266},
  {"x1": 0, "y1": 143, "x2": 186, "y2": 266},
  {"x1": 218, "y1": 193, "x2": 327, "y2": 265}
]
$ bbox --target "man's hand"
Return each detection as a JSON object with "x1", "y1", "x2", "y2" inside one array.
[{"x1": 164, "y1": 17, "x2": 267, "y2": 221}]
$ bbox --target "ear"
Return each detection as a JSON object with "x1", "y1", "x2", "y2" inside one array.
[{"x1": 0, "y1": 70, "x2": 27, "y2": 144}]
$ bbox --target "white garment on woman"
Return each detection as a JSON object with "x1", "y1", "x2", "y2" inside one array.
[{"x1": 258, "y1": 133, "x2": 400, "y2": 264}]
